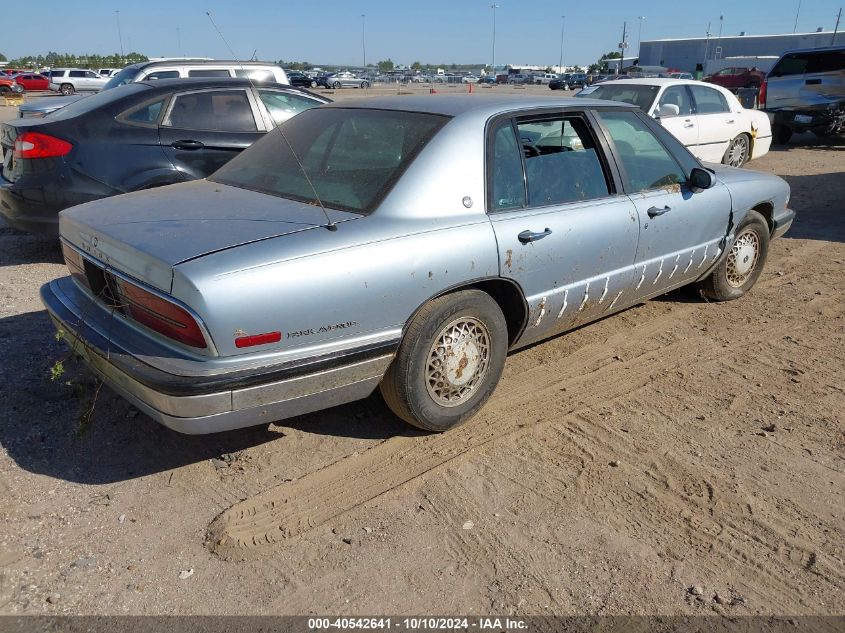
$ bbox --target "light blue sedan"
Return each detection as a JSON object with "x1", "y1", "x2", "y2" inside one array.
[{"x1": 42, "y1": 95, "x2": 794, "y2": 434}]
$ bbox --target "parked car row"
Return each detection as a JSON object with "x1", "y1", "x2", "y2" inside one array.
[{"x1": 38, "y1": 94, "x2": 794, "y2": 435}]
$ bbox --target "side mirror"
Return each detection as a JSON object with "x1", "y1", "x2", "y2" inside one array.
[
  {"x1": 689, "y1": 167, "x2": 714, "y2": 191},
  {"x1": 656, "y1": 103, "x2": 680, "y2": 118}
]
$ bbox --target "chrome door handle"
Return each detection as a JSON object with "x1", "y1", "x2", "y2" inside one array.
[
  {"x1": 647, "y1": 205, "x2": 671, "y2": 218},
  {"x1": 683, "y1": 122, "x2": 695, "y2": 128},
  {"x1": 726, "y1": 119, "x2": 735, "y2": 124},
  {"x1": 518, "y1": 228, "x2": 552, "y2": 243}
]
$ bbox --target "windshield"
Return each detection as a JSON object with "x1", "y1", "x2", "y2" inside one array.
[
  {"x1": 211, "y1": 108, "x2": 448, "y2": 214},
  {"x1": 576, "y1": 84, "x2": 660, "y2": 111},
  {"x1": 103, "y1": 65, "x2": 141, "y2": 90}
]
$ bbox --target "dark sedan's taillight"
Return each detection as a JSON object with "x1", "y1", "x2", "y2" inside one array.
[
  {"x1": 111, "y1": 276, "x2": 207, "y2": 349},
  {"x1": 13, "y1": 131, "x2": 72, "y2": 159},
  {"x1": 61, "y1": 243, "x2": 91, "y2": 291}
]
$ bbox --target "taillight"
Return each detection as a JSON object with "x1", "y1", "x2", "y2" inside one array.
[
  {"x1": 61, "y1": 243, "x2": 91, "y2": 291},
  {"x1": 758, "y1": 79, "x2": 767, "y2": 109},
  {"x1": 111, "y1": 277, "x2": 207, "y2": 349},
  {"x1": 13, "y1": 131, "x2": 72, "y2": 159}
]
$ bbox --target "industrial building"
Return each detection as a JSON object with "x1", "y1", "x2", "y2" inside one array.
[{"x1": 639, "y1": 30, "x2": 841, "y2": 73}]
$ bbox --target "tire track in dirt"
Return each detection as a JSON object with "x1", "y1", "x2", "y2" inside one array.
[{"x1": 208, "y1": 255, "x2": 840, "y2": 561}]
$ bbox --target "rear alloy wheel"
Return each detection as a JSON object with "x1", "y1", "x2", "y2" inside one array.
[
  {"x1": 380, "y1": 290, "x2": 508, "y2": 432},
  {"x1": 361, "y1": 81, "x2": 369, "y2": 88},
  {"x1": 698, "y1": 210, "x2": 769, "y2": 301},
  {"x1": 60, "y1": 83, "x2": 75, "y2": 95},
  {"x1": 724, "y1": 134, "x2": 750, "y2": 167},
  {"x1": 332, "y1": 81, "x2": 341, "y2": 89}
]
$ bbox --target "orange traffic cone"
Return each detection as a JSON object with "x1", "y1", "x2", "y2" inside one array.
[
  {"x1": 430, "y1": 87, "x2": 437, "y2": 94},
  {"x1": 468, "y1": 83, "x2": 473, "y2": 94}
]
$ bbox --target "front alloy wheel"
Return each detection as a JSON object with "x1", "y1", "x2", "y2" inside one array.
[
  {"x1": 726, "y1": 229, "x2": 760, "y2": 288},
  {"x1": 698, "y1": 210, "x2": 769, "y2": 301},
  {"x1": 425, "y1": 317, "x2": 492, "y2": 407},
  {"x1": 725, "y1": 135, "x2": 750, "y2": 167}
]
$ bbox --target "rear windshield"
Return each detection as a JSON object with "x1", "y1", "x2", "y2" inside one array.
[
  {"x1": 577, "y1": 84, "x2": 660, "y2": 111},
  {"x1": 103, "y1": 65, "x2": 142, "y2": 89},
  {"x1": 210, "y1": 108, "x2": 448, "y2": 214},
  {"x1": 44, "y1": 83, "x2": 150, "y2": 121},
  {"x1": 770, "y1": 49, "x2": 845, "y2": 76}
]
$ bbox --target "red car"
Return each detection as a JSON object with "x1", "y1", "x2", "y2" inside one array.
[
  {"x1": 13, "y1": 73, "x2": 50, "y2": 91},
  {"x1": 704, "y1": 67, "x2": 765, "y2": 90}
]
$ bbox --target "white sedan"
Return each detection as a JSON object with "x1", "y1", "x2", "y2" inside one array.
[{"x1": 577, "y1": 78, "x2": 771, "y2": 167}]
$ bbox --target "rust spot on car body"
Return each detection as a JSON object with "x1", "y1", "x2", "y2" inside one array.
[
  {"x1": 663, "y1": 183, "x2": 681, "y2": 194},
  {"x1": 504, "y1": 249, "x2": 513, "y2": 269}
]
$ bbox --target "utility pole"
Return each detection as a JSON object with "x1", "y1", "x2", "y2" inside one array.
[
  {"x1": 794, "y1": 0, "x2": 802, "y2": 33},
  {"x1": 617, "y1": 21, "x2": 628, "y2": 74},
  {"x1": 177, "y1": 26, "x2": 182, "y2": 57},
  {"x1": 491, "y1": 4, "x2": 500, "y2": 77},
  {"x1": 637, "y1": 16, "x2": 645, "y2": 57},
  {"x1": 115, "y1": 10, "x2": 124, "y2": 59},
  {"x1": 715, "y1": 15, "x2": 724, "y2": 60},
  {"x1": 361, "y1": 14, "x2": 366, "y2": 70},
  {"x1": 558, "y1": 15, "x2": 566, "y2": 73},
  {"x1": 833, "y1": 7, "x2": 842, "y2": 45},
  {"x1": 703, "y1": 21, "x2": 712, "y2": 64}
]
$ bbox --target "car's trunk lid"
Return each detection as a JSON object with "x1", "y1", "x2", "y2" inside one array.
[{"x1": 60, "y1": 179, "x2": 362, "y2": 293}]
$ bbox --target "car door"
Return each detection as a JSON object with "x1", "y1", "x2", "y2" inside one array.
[
  {"x1": 487, "y1": 111, "x2": 640, "y2": 345},
  {"x1": 689, "y1": 84, "x2": 740, "y2": 162},
  {"x1": 595, "y1": 109, "x2": 732, "y2": 298},
  {"x1": 652, "y1": 84, "x2": 699, "y2": 155},
  {"x1": 158, "y1": 88, "x2": 267, "y2": 180}
]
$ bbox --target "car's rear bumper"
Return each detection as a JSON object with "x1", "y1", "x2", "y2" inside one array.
[{"x1": 41, "y1": 276, "x2": 397, "y2": 434}]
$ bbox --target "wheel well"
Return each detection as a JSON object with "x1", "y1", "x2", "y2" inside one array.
[
  {"x1": 456, "y1": 279, "x2": 528, "y2": 347},
  {"x1": 751, "y1": 202, "x2": 775, "y2": 233}
]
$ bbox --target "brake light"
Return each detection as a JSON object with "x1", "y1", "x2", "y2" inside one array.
[
  {"x1": 13, "y1": 131, "x2": 72, "y2": 159},
  {"x1": 235, "y1": 331, "x2": 282, "y2": 348},
  {"x1": 111, "y1": 277, "x2": 207, "y2": 349},
  {"x1": 758, "y1": 79, "x2": 767, "y2": 109},
  {"x1": 61, "y1": 243, "x2": 91, "y2": 291}
]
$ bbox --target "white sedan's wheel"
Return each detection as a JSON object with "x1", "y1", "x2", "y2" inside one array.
[{"x1": 725, "y1": 134, "x2": 750, "y2": 167}]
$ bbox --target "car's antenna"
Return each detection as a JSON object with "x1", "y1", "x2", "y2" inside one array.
[{"x1": 205, "y1": 10, "x2": 337, "y2": 231}]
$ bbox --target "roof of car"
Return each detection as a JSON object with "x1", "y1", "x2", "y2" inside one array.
[
  {"x1": 134, "y1": 77, "x2": 323, "y2": 97},
  {"x1": 133, "y1": 59, "x2": 282, "y2": 69},
  {"x1": 322, "y1": 94, "x2": 636, "y2": 118}
]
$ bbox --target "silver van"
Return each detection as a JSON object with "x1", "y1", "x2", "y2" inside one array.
[{"x1": 762, "y1": 46, "x2": 845, "y2": 143}]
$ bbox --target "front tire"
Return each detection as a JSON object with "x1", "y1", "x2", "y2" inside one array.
[
  {"x1": 60, "y1": 83, "x2": 74, "y2": 95},
  {"x1": 698, "y1": 210, "x2": 769, "y2": 301},
  {"x1": 380, "y1": 290, "x2": 508, "y2": 432},
  {"x1": 332, "y1": 81, "x2": 341, "y2": 89},
  {"x1": 310, "y1": 80, "x2": 317, "y2": 88},
  {"x1": 724, "y1": 134, "x2": 751, "y2": 167}
]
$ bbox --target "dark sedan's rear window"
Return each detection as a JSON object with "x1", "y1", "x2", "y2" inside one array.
[{"x1": 210, "y1": 108, "x2": 448, "y2": 214}]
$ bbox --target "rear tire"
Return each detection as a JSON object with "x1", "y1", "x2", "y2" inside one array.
[
  {"x1": 773, "y1": 123, "x2": 792, "y2": 145},
  {"x1": 332, "y1": 81, "x2": 341, "y2": 89},
  {"x1": 698, "y1": 210, "x2": 769, "y2": 301},
  {"x1": 60, "y1": 83, "x2": 74, "y2": 95},
  {"x1": 380, "y1": 290, "x2": 508, "y2": 432},
  {"x1": 723, "y1": 134, "x2": 751, "y2": 167},
  {"x1": 309, "y1": 80, "x2": 317, "y2": 88},
  {"x1": 361, "y1": 81, "x2": 369, "y2": 88}
]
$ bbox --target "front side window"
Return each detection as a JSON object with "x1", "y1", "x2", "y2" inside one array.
[
  {"x1": 211, "y1": 108, "x2": 447, "y2": 214},
  {"x1": 258, "y1": 90, "x2": 322, "y2": 125},
  {"x1": 690, "y1": 86, "x2": 730, "y2": 114},
  {"x1": 598, "y1": 110, "x2": 686, "y2": 193},
  {"x1": 69, "y1": 70, "x2": 85, "y2": 78},
  {"x1": 515, "y1": 116, "x2": 610, "y2": 207},
  {"x1": 165, "y1": 89, "x2": 257, "y2": 132},
  {"x1": 657, "y1": 86, "x2": 693, "y2": 116}
]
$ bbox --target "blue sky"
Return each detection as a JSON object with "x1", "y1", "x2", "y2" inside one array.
[{"x1": 3, "y1": 0, "x2": 843, "y2": 66}]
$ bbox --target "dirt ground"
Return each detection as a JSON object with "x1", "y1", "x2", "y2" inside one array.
[{"x1": 0, "y1": 87, "x2": 843, "y2": 617}]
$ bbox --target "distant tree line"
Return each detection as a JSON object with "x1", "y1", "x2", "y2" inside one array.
[{"x1": 4, "y1": 52, "x2": 148, "y2": 69}]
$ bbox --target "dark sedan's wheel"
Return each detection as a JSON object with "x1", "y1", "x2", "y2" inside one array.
[
  {"x1": 724, "y1": 134, "x2": 750, "y2": 167},
  {"x1": 332, "y1": 81, "x2": 341, "y2": 89},
  {"x1": 60, "y1": 83, "x2": 74, "y2": 96},
  {"x1": 380, "y1": 290, "x2": 508, "y2": 432},
  {"x1": 698, "y1": 210, "x2": 769, "y2": 301},
  {"x1": 310, "y1": 80, "x2": 317, "y2": 88}
]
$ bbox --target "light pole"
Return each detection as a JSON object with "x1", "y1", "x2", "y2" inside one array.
[
  {"x1": 793, "y1": 0, "x2": 802, "y2": 33},
  {"x1": 115, "y1": 10, "x2": 124, "y2": 59},
  {"x1": 715, "y1": 15, "x2": 724, "y2": 60},
  {"x1": 558, "y1": 15, "x2": 566, "y2": 73},
  {"x1": 361, "y1": 14, "x2": 367, "y2": 71},
  {"x1": 177, "y1": 26, "x2": 182, "y2": 57},
  {"x1": 491, "y1": 4, "x2": 500, "y2": 78},
  {"x1": 637, "y1": 16, "x2": 645, "y2": 57}
]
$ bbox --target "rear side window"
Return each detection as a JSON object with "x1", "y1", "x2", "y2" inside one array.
[
  {"x1": 51, "y1": 70, "x2": 65, "y2": 78},
  {"x1": 771, "y1": 50, "x2": 845, "y2": 76},
  {"x1": 145, "y1": 70, "x2": 179, "y2": 80},
  {"x1": 119, "y1": 97, "x2": 168, "y2": 126},
  {"x1": 165, "y1": 89, "x2": 257, "y2": 132},
  {"x1": 689, "y1": 86, "x2": 730, "y2": 114},
  {"x1": 211, "y1": 108, "x2": 447, "y2": 214},
  {"x1": 583, "y1": 84, "x2": 660, "y2": 111},
  {"x1": 188, "y1": 69, "x2": 232, "y2": 78},
  {"x1": 235, "y1": 69, "x2": 274, "y2": 82}
]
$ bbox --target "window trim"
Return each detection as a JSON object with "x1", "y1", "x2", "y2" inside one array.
[
  {"x1": 484, "y1": 107, "x2": 624, "y2": 216},
  {"x1": 253, "y1": 87, "x2": 327, "y2": 129},
  {"x1": 160, "y1": 87, "x2": 264, "y2": 132}
]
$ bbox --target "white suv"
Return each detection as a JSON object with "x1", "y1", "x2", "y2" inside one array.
[
  {"x1": 48, "y1": 69, "x2": 110, "y2": 95},
  {"x1": 105, "y1": 60, "x2": 288, "y2": 88}
]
